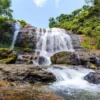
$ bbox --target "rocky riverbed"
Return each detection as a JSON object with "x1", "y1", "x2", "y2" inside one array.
[
  {"x1": 0, "y1": 64, "x2": 55, "y2": 83},
  {"x1": 0, "y1": 64, "x2": 64, "y2": 100}
]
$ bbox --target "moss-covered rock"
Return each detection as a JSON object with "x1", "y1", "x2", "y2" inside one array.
[
  {"x1": 0, "y1": 48, "x2": 17, "y2": 64},
  {"x1": 51, "y1": 52, "x2": 77, "y2": 65}
]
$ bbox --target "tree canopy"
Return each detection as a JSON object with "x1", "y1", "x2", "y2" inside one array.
[
  {"x1": 0, "y1": 0, "x2": 13, "y2": 18},
  {"x1": 48, "y1": 1, "x2": 100, "y2": 49},
  {"x1": 85, "y1": 0, "x2": 100, "y2": 5}
]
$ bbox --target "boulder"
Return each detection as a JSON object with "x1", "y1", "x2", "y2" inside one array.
[
  {"x1": 51, "y1": 51, "x2": 100, "y2": 68},
  {"x1": 51, "y1": 52, "x2": 77, "y2": 65},
  {"x1": 0, "y1": 64, "x2": 55, "y2": 83},
  {"x1": 85, "y1": 62, "x2": 97, "y2": 69},
  {"x1": 84, "y1": 72, "x2": 100, "y2": 84},
  {"x1": 0, "y1": 48, "x2": 17, "y2": 64},
  {"x1": 16, "y1": 54, "x2": 38, "y2": 64}
]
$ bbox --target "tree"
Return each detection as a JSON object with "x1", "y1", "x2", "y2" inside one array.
[
  {"x1": 83, "y1": 5, "x2": 90, "y2": 10},
  {"x1": 49, "y1": 17, "x2": 57, "y2": 28},
  {"x1": 72, "y1": 8, "x2": 82, "y2": 17},
  {"x1": 85, "y1": 0, "x2": 100, "y2": 5},
  {"x1": 0, "y1": 0, "x2": 13, "y2": 18},
  {"x1": 56, "y1": 14, "x2": 73, "y2": 23}
]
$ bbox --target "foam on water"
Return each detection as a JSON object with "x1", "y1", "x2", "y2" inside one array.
[
  {"x1": 47, "y1": 66, "x2": 100, "y2": 93},
  {"x1": 35, "y1": 28, "x2": 74, "y2": 65}
]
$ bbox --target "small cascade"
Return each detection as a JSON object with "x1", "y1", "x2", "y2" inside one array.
[
  {"x1": 96, "y1": 57, "x2": 100, "y2": 66},
  {"x1": 10, "y1": 22, "x2": 22, "y2": 49},
  {"x1": 35, "y1": 28, "x2": 74, "y2": 65},
  {"x1": 47, "y1": 66, "x2": 100, "y2": 92}
]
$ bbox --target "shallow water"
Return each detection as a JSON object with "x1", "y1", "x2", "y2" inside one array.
[{"x1": 47, "y1": 65, "x2": 100, "y2": 100}]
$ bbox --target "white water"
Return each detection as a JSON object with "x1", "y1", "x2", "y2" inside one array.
[
  {"x1": 10, "y1": 22, "x2": 21, "y2": 49},
  {"x1": 47, "y1": 66, "x2": 100, "y2": 93},
  {"x1": 35, "y1": 28, "x2": 74, "y2": 65}
]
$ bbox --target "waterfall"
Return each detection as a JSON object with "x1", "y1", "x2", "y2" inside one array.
[
  {"x1": 10, "y1": 22, "x2": 21, "y2": 49},
  {"x1": 47, "y1": 66, "x2": 100, "y2": 92},
  {"x1": 35, "y1": 28, "x2": 74, "y2": 65}
]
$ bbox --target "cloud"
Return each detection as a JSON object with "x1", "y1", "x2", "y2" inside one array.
[
  {"x1": 32, "y1": 0, "x2": 47, "y2": 7},
  {"x1": 32, "y1": 0, "x2": 61, "y2": 8}
]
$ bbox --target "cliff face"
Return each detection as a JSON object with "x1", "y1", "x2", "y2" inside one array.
[
  {"x1": 16, "y1": 24, "x2": 37, "y2": 50},
  {"x1": 16, "y1": 24, "x2": 82, "y2": 51}
]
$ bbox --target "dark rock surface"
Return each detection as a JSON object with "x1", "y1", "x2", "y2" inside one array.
[
  {"x1": 0, "y1": 64, "x2": 56, "y2": 83},
  {"x1": 84, "y1": 72, "x2": 100, "y2": 84},
  {"x1": 16, "y1": 24, "x2": 37, "y2": 49}
]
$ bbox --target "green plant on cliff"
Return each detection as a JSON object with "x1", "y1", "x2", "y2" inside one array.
[
  {"x1": 49, "y1": 0, "x2": 100, "y2": 50},
  {"x1": 17, "y1": 20, "x2": 27, "y2": 28},
  {"x1": 0, "y1": 16, "x2": 14, "y2": 46},
  {"x1": 0, "y1": 48, "x2": 17, "y2": 63}
]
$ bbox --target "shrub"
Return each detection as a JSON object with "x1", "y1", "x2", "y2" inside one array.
[{"x1": 96, "y1": 37, "x2": 100, "y2": 49}]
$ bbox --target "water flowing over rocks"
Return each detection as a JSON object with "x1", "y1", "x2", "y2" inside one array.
[
  {"x1": 11, "y1": 22, "x2": 22, "y2": 49},
  {"x1": 15, "y1": 24, "x2": 82, "y2": 52},
  {"x1": 84, "y1": 72, "x2": 100, "y2": 84},
  {"x1": 0, "y1": 64, "x2": 56, "y2": 83}
]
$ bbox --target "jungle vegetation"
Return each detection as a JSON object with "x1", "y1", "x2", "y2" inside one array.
[{"x1": 49, "y1": 0, "x2": 100, "y2": 49}]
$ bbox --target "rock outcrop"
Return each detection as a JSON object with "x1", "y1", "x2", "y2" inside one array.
[
  {"x1": 51, "y1": 51, "x2": 100, "y2": 69},
  {"x1": 16, "y1": 24, "x2": 37, "y2": 49},
  {"x1": 84, "y1": 72, "x2": 100, "y2": 84},
  {"x1": 0, "y1": 64, "x2": 55, "y2": 83}
]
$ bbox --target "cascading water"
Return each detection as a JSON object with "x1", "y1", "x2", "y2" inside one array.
[
  {"x1": 47, "y1": 66, "x2": 100, "y2": 100},
  {"x1": 10, "y1": 22, "x2": 21, "y2": 49},
  {"x1": 35, "y1": 28, "x2": 74, "y2": 65}
]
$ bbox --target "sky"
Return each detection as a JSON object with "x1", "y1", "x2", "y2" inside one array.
[{"x1": 11, "y1": 0, "x2": 85, "y2": 28}]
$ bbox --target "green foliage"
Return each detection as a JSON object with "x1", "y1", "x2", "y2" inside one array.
[
  {"x1": 0, "y1": 15, "x2": 27, "y2": 47},
  {"x1": 48, "y1": 4, "x2": 100, "y2": 49},
  {"x1": 85, "y1": 0, "x2": 100, "y2": 5},
  {"x1": 81, "y1": 36, "x2": 97, "y2": 49},
  {"x1": 82, "y1": 5, "x2": 90, "y2": 10},
  {"x1": 49, "y1": 17, "x2": 57, "y2": 28},
  {"x1": 0, "y1": 48, "x2": 17, "y2": 63},
  {"x1": 0, "y1": 16, "x2": 13, "y2": 45},
  {"x1": 0, "y1": 0, "x2": 13, "y2": 18},
  {"x1": 17, "y1": 20, "x2": 26, "y2": 28},
  {"x1": 95, "y1": 26, "x2": 100, "y2": 31},
  {"x1": 96, "y1": 37, "x2": 100, "y2": 49}
]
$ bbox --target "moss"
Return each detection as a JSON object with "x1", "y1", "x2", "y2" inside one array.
[
  {"x1": 96, "y1": 37, "x2": 100, "y2": 49},
  {"x1": 81, "y1": 36, "x2": 96, "y2": 50},
  {"x1": 0, "y1": 48, "x2": 17, "y2": 64},
  {"x1": 95, "y1": 26, "x2": 100, "y2": 31}
]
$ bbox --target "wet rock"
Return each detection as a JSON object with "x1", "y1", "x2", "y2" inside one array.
[
  {"x1": 38, "y1": 56, "x2": 47, "y2": 65},
  {"x1": 16, "y1": 24, "x2": 37, "y2": 49},
  {"x1": 84, "y1": 72, "x2": 100, "y2": 84},
  {"x1": 24, "y1": 71, "x2": 55, "y2": 83},
  {"x1": 0, "y1": 64, "x2": 55, "y2": 83},
  {"x1": 95, "y1": 57, "x2": 100, "y2": 67},
  {"x1": 16, "y1": 54, "x2": 38, "y2": 64},
  {"x1": 51, "y1": 51, "x2": 100, "y2": 68},
  {"x1": 51, "y1": 52, "x2": 77, "y2": 65},
  {"x1": 85, "y1": 62, "x2": 97, "y2": 69}
]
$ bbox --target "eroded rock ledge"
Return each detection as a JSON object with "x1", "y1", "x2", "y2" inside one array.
[
  {"x1": 0, "y1": 64, "x2": 55, "y2": 83},
  {"x1": 51, "y1": 51, "x2": 100, "y2": 69}
]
